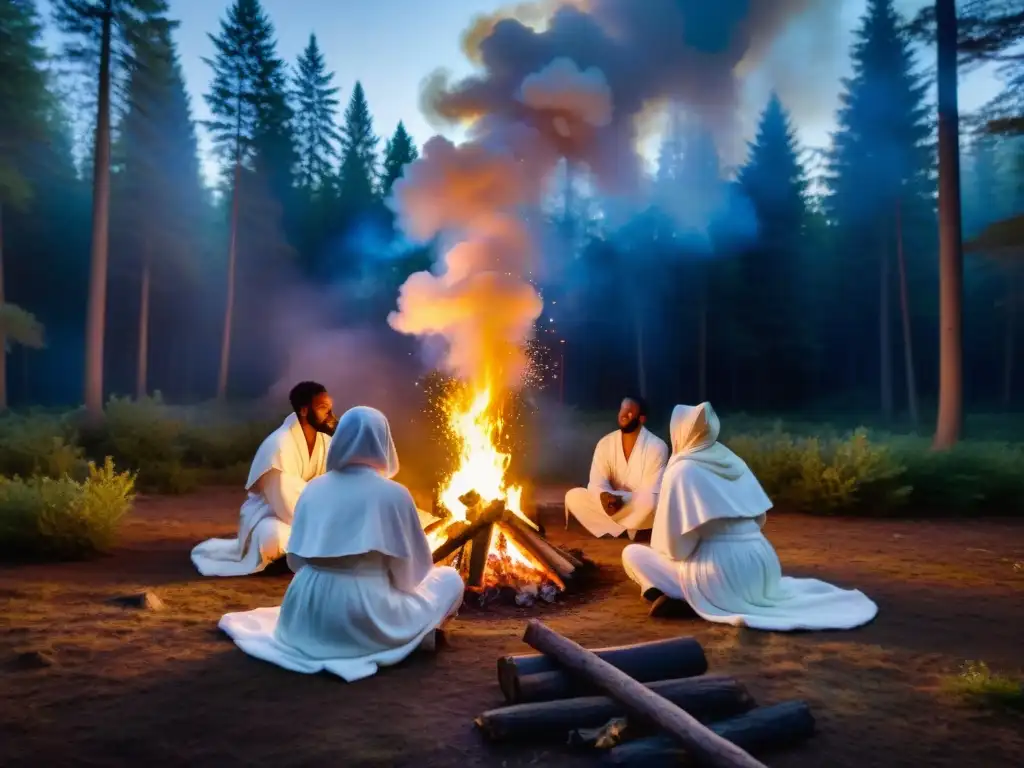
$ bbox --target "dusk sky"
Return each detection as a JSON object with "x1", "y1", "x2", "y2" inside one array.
[{"x1": 42, "y1": 0, "x2": 1008, "y2": 186}]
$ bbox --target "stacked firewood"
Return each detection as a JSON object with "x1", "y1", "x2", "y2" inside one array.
[{"x1": 474, "y1": 621, "x2": 815, "y2": 767}]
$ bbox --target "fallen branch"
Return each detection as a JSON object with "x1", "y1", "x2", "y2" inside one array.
[
  {"x1": 522, "y1": 620, "x2": 767, "y2": 768},
  {"x1": 475, "y1": 675, "x2": 754, "y2": 742},
  {"x1": 498, "y1": 635, "x2": 708, "y2": 704},
  {"x1": 604, "y1": 701, "x2": 816, "y2": 766}
]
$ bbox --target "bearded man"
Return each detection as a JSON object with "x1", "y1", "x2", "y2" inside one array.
[
  {"x1": 564, "y1": 395, "x2": 668, "y2": 539},
  {"x1": 191, "y1": 381, "x2": 337, "y2": 576}
]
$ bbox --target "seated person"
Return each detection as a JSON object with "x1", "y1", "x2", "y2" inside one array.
[
  {"x1": 191, "y1": 381, "x2": 336, "y2": 577},
  {"x1": 622, "y1": 402, "x2": 878, "y2": 630},
  {"x1": 564, "y1": 396, "x2": 669, "y2": 539},
  {"x1": 217, "y1": 406, "x2": 465, "y2": 681}
]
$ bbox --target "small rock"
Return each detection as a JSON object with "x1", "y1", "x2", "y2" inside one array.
[
  {"x1": 515, "y1": 591, "x2": 536, "y2": 607},
  {"x1": 10, "y1": 650, "x2": 55, "y2": 670},
  {"x1": 107, "y1": 591, "x2": 165, "y2": 611},
  {"x1": 539, "y1": 584, "x2": 558, "y2": 603}
]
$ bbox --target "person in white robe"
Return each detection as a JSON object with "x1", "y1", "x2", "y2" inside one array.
[
  {"x1": 218, "y1": 405, "x2": 465, "y2": 682},
  {"x1": 564, "y1": 396, "x2": 669, "y2": 539},
  {"x1": 190, "y1": 381, "x2": 336, "y2": 577},
  {"x1": 622, "y1": 402, "x2": 878, "y2": 631}
]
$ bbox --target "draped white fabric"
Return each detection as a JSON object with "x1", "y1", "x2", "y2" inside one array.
[
  {"x1": 191, "y1": 414, "x2": 328, "y2": 576},
  {"x1": 624, "y1": 403, "x2": 878, "y2": 632},
  {"x1": 218, "y1": 406, "x2": 464, "y2": 680},
  {"x1": 565, "y1": 426, "x2": 668, "y2": 538}
]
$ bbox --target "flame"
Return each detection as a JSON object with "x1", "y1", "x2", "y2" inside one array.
[{"x1": 437, "y1": 384, "x2": 535, "y2": 530}]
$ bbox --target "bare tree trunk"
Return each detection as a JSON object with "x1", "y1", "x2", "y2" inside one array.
[
  {"x1": 83, "y1": 0, "x2": 114, "y2": 421},
  {"x1": 0, "y1": 202, "x2": 7, "y2": 412},
  {"x1": 1004, "y1": 273, "x2": 1016, "y2": 408},
  {"x1": 895, "y1": 200, "x2": 919, "y2": 426},
  {"x1": 135, "y1": 247, "x2": 151, "y2": 400},
  {"x1": 880, "y1": 231, "x2": 894, "y2": 420},
  {"x1": 217, "y1": 158, "x2": 241, "y2": 401},
  {"x1": 697, "y1": 272, "x2": 708, "y2": 402},
  {"x1": 933, "y1": 0, "x2": 964, "y2": 449}
]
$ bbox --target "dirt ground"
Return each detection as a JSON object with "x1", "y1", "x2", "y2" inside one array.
[{"x1": 1, "y1": 488, "x2": 1022, "y2": 768}]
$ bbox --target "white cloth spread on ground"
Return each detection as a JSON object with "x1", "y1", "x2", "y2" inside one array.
[
  {"x1": 190, "y1": 413, "x2": 328, "y2": 577},
  {"x1": 623, "y1": 402, "x2": 878, "y2": 632},
  {"x1": 218, "y1": 406, "x2": 464, "y2": 681},
  {"x1": 565, "y1": 426, "x2": 669, "y2": 538}
]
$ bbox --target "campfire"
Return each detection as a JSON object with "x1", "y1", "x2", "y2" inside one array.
[{"x1": 424, "y1": 386, "x2": 588, "y2": 606}]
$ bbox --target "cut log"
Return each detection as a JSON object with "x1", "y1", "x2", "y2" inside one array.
[
  {"x1": 498, "y1": 635, "x2": 708, "y2": 704},
  {"x1": 604, "y1": 701, "x2": 816, "y2": 767},
  {"x1": 500, "y1": 523, "x2": 566, "y2": 591},
  {"x1": 504, "y1": 516, "x2": 579, "y2": 578},
  {"x1": 522, "y1": 620, "x2": 767, "y2": 768},
  {"x1": 475, "y1": 674, "x2": 755, "y2": 742},
  {"x1": 466, "y1": 524, "x2": 494, "y2": 589},
  {"x1": 431, "y1": 503, "x2": 504, "y2": 564}
]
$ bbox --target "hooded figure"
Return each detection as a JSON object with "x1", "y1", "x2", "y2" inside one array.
[
  {"x1": 622, "y1": 403, "x2": 878, "y2": 631},
  {"x1": 218, "y1": 406, "x2": 465, "y2": 681}
]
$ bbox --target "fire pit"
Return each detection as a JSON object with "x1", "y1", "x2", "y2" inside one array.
[{"x1": 423, "y1": 386, "x2": 592, "y2": 607}]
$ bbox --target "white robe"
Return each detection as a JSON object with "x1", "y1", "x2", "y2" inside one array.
[
  {"x1": 218, "y1": 406, "x2": 465, "y2": 681},
  {"x1": 565, "y1": 426, "x2": 669, "y2": 538},
  {"x1": 191, "y1": 413, "x2": 328, "y2": 577},
  {"x1": 622, "y1": 402, "x2": 878, "y2": 632}
]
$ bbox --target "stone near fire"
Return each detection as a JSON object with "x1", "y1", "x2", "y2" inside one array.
[{"x1": 107, "y1": 590, "x2": 166, "y2": 611}]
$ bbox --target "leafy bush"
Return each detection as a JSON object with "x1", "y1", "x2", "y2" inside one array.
[
  {"x1": 0, "y1": 458, "x2": 136, "y2": 560},
  {"x1": 944, "y1": 661, "x2": 1024, "y2": 712},
  {"x1": 727, "y1": 428, "x2": 911, "y2": 515},
  {"x1": 0, "y1": 412, "x2": 85, "y2": 479}
]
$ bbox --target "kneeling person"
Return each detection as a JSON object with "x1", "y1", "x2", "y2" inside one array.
[
  {"x1": 217, "y1": 406, "x2": 465, "y2": 681},
  {"x1": 564, "y1": 396, "x2": 669, "y2": 539},
  {"x1": 191, "y1": 381, "x2": 336, "y2": 577}
]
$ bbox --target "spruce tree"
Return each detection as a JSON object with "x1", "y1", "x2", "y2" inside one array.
[
  {"x1": 380, "y1": 121, "x2": 418, "y2": 197},
  {"x1": 293, "y1": 34, "x2": 340, "y2": 194},
  {"x1": 205, "y1": 0, "x2": 294, "y2": 398},
  {"x1": 338, "y1": 81, "x2": 379, "y2": 207},
  {"x1": 825, "y1": 0, "x2": 932, "y2": 417},
  {"x1": 0, "y1": 0, "x2": 50, "y2": 410},
  {"x1": 736, "y1": 93, "x2": 812, "y2": 407}
]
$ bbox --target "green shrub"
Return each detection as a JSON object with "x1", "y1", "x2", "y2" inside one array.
[
  {"x1": 0, "y1": 457, "x2": 136, "y2": 560},
  {"x1": 944, "y1": 661, "x2": 1024, "y2": 712},
  {"x1": 727, "y1": 428, "x2": 911, "y2": 515},
  {"x1": 0, "y1": 412, "x2": 85, "y2": 479}
]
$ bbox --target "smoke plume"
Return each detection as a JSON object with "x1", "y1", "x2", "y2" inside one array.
[{"x1": 389, "y1": 0, "x2": 832, "y2": 389}]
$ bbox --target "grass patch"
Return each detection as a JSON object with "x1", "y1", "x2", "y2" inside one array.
[
  {"x1": 0, "y1": 458, "x2": 137, "y2": 561},
  {"x1": 944, "y1": 661, "x2": 1024, "y2": 712}
]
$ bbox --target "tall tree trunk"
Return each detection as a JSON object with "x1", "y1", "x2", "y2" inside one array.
[
  {"x1": 0, "y1": 201, "x2": 7, "y2": 412},
  {"x1": 880, "y1": 230, "x2": 894, "y2": 420},
  {"x1": 135, "y1": 247, "x2": 151, "y2": 400},
  {"x1": 895, "y1": 200, "x2": 919, "y2": 426},
  {"x1": 1004, "y1": 273, "x2": 1016, "y2": 408},
  {"x1": 217, "y1": 158, "x2": 241, "y2": 401},
  {"x1": 933, "y1": 0, "x2": 965, "y2": 449},
  {"x1": 697, "y1": 271, "x2": 708, "y2": 402},
  {"x1": 83, "y1": 0, "x2": 114, "y2": 421}
]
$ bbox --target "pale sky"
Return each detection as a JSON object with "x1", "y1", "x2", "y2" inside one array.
[{"x1": 41, "y1": 0, "x2": 1008, "y2": 186}]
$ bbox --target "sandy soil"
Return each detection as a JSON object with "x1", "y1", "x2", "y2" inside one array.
[{"x1": 1, "y1": 488, "x2": 1022, "y2": 767}]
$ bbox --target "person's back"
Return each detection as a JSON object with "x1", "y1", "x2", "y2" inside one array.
[{"x1": 217, "y1": 406, "x2": 465, "y2": 681}]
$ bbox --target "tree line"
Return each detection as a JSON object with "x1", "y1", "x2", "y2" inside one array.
[{"x1": 0, "y1": 0, "x2": 1022, "y2": 445}]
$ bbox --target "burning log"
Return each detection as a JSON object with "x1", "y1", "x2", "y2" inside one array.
[
  {"x1": 604, "y1": 701, "x2": 816, "y2": 767},
  {"x1": 503, "y1": 515, "x2": 580, "y2": 579},
  {"x1": 466, "y1": 524, "x2": 493, "y2": 588},
  {"x1": 431, "y1": 500, "x2": 505, "y2": 564},
  {"x1": 497, "y1": 522, "x2": 565, "y2": 591},
  {"x1": 522, "y1": 620, "x2": 767, "y2": 768},
  {"x1": 475, "y1": 675, "x2": 755, "y2": 743},
  {"x1": 498, "y1": 636, "x2": 708, "y2": 704}
]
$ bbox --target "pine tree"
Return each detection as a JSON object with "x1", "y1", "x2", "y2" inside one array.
[
  {"x1": 0, "y1": 0, "x2": 51, "y2": 410},
  {"x1": 380, "y1": 121, "x2": 418, "y2": 197},
  {"x1": 736, "y1": 93, "x2": 812, "y2": 407},
  {"x1": 205, "y1": 0, "x2": 294, "y2": 399},
  {"x1": 825, "y1": 0, "x2": 933, "y2": 419},
  {"x1": 338, "y1": 81, "x2": 379, "y2": 207},
  {"x1": 116, "y1": 10, "x2": 205, "y2": 399},
  {"x1": 293, "y1": 34, "x2": 340, "y2": 193}
]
